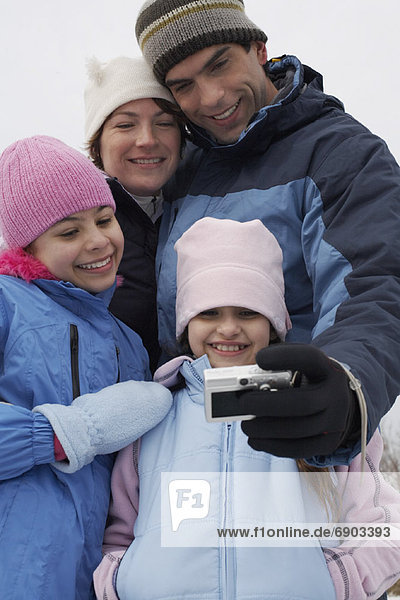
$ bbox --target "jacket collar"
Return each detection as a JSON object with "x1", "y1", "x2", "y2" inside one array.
[
  {"x1": 34, "y1": 278, "x2": 117, "y2": 310},
  {"x1": 186, "y1": 55, "x2": 342, "y2": 154},
  {"x1": 0, "y1": 247, "x2": 117, "y2": 309},
  {"x1": 0, "y1": 248, "x2": 57, "y2": 282},
  {"x1": 155, "y1": 354, "x2": 211, "y2": 405},
  {"x1": 154, "y1": 355, "x2": 193, "y2": 387}
]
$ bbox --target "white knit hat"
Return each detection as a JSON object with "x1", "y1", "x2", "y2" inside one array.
[
  {"x1": 84, "y1": 55, "x2": 176, "y2": 141},
  {"x1": 174, "y1": 218, "x2": 292, "y2": 340}
]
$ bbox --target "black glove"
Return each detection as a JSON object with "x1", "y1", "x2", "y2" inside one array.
[{"x1": 240, "y1": 343, "x2": 360, "y2": 459}]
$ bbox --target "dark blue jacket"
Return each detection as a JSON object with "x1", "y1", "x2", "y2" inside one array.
[{"x1": 156, "y1": 55, "x2": 400, "y2": 466}]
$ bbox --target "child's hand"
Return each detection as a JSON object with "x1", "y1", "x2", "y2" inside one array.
[
  {"x1": 33, "y1": 381, "x2": 172, "y2": 472},
  {"x1": 240, "y1": 343, "x2": 360, "y2": 459}
]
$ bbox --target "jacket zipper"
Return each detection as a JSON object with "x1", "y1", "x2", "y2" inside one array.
[
  {"x1": 70, "y1": 328, "x2": 120, "y2": 401},
  {"x1": 115, "y1": 346, "x2": 120, "y2": 383},
  {"x1": 222, "y1": 422, "x2": 235, "y2": 600},
  {"x1": 70, "y1": 324, "x2": 81, "y2": 400},
  {"x1": 132, "y1": 439, "x2": 139, "y2": 475}
]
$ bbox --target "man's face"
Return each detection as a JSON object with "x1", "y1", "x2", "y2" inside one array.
[{"x1": 165, "y1": 42, "x2": 271, "y2": 145}]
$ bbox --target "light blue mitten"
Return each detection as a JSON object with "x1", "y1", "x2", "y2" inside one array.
[{"x1": 33, "y1": 380, "x2": 172, "y2": 473}]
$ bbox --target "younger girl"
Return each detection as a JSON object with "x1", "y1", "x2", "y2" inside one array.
[
  {"x1": 0, "y1": 135, "x2": 171, "y2": 599},
  {"x1": 94, "y1": 218, "x2": 400, "y2": 599}
]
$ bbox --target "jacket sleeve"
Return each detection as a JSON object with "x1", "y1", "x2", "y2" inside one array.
[
  {"x1": 304, "y1": 129, "x2": 400, "y2": 465},
  {"x1": 323, "y1": 430, "x2": 400, "y2": 599},
  {"x1": 93, "y1": 441, "x2": 140, "y2": 600},
  {"x1": 0, "y1": 402, "x2": 55, "y2": 480}
]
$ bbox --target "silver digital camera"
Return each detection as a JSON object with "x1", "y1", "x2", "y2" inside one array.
[{"x1": 204, "y1": 364, "x2": 293, "y2": 422}]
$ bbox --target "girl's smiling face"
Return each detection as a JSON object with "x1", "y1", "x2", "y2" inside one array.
[
  {"x1": 188, "y1": 306, "x2": 271, "y2": 368},
  {"x1": 27, "y1": 206, "x2": 124, "y2": 293}
]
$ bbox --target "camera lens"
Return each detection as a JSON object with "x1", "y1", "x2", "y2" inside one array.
[{"x1": 239, "y1": 378, "x2": 249, "y2": 386}]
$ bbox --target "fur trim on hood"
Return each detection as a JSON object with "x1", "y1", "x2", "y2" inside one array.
[{"x1": 0, "y1": 248, "x2": 58, "y2": 282}]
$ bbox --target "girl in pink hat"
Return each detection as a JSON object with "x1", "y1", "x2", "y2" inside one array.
[
  {"x1": 0, "y1": 135, "x2": 172, "y2": 600},
  {"x1": 94, "y1": 217, "x2": 400, "y2": 600}
]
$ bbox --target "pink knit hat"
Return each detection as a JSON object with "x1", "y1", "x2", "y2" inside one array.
[
  {"x1": 174, "y1": 218, "x2": 292, "y2": 340},
  {"x1": 0, "y1": 135, "x2": 116, "y2": 249}
]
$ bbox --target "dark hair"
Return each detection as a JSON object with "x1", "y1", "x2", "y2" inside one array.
[
  {"x1": 86, "y1": 97, "x2": 187, "y2": 170},
  {"x1": 176, "y1": 326, "x2": 193, "y2": 357},
  {"x1": 239, "y1": 42, "x2": 269, "y2": 77}
]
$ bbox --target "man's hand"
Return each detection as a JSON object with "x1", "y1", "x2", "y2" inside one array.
[{"x1": 240, "y1": 343, "x2": 360, "y2": 458}]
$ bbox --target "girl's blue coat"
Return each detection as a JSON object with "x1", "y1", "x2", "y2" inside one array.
[{"x1": 0, "y1": 275, "x2": 149, "y2": 599}]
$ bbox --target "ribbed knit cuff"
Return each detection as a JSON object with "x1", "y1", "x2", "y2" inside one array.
[{"x1": 32, "y1": 412, "x2": 57, "y2": 465}]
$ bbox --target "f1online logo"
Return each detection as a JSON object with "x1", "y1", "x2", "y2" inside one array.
[{"x1": 168, "y1": 480, "x2": 211, "y2": 531}]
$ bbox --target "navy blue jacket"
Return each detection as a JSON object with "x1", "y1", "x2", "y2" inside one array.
[{"x1": 156, "y1": 55, "x2": 400, "y2": 466}]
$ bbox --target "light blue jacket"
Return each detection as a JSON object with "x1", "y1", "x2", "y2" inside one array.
[
  {"x1": 0, "y1": 271, "x2": 149, "y2": 600},
  {"x1": 116, "y1": 355, "x2": 336, "y2": 600}
]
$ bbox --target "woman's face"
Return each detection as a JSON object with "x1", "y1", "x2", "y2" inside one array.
[{"x1": 99, "y1": 98, "x2": 181, "y2": 197}]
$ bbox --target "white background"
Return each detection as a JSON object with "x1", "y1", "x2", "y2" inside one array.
[{"x1": 1, "y1": 0, "x2": 399, "y2": 162}]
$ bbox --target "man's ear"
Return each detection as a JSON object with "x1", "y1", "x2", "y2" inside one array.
[{"x1": 253, "y1": 41, "x2": 268, "y2": 65}]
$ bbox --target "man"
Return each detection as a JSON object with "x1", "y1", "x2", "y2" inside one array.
[{"x1": 135, "y1": 0, "x2": 400, "y2": 466}]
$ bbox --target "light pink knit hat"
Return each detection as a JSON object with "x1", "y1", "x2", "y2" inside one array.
[
  {"x1": 174, "y1": 217, "x2": 291, "y2": 340},
  {"x1": 0, "y1": 135, "x2": 116, "y2": 249}
]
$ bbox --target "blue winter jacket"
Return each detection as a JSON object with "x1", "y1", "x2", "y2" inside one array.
[
  {"x1": 156, "y1": 55, "x2": 400, "y2": 466},
  {"x1": 0, "y1": 272, "x2": 149, "y2": 599},
  {"x1": 116, "y1": 355, "x2": 336, "y2": 600}
]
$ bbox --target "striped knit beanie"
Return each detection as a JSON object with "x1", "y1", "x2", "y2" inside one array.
[
  {"x1": 135, "y1": 0, "x2": 267, "y2": 83},
  {"x1": 0, "y1": 135, "x2": 116, "y2": 249}
]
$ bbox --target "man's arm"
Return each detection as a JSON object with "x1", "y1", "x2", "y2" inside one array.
[
  {"x1": 309, "y1": 130, "x2": 400, "y2": 453},
  {"x1": 242, "y1": 129, "x2": 400, "y2": 465}
]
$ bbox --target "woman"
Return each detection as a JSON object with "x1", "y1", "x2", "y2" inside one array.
[{"x1": 84, "y1": 56, "x2": 185, "y2": 371}]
